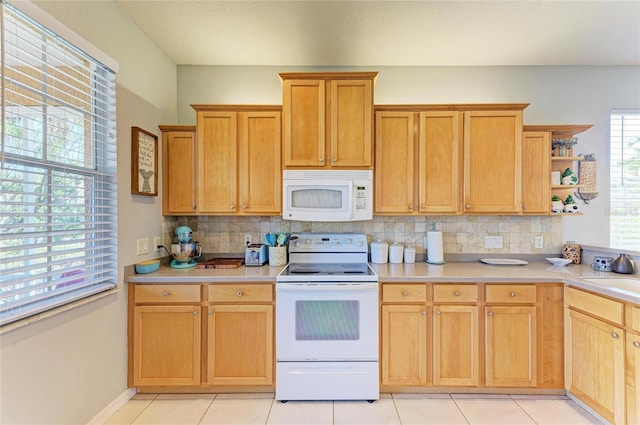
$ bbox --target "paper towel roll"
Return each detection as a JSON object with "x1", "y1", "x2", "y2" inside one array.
[{"x1": 427, "y1": 231, "x2": 444, "y2": 264}]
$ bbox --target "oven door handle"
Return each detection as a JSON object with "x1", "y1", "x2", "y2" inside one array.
[{"x1": 276, "y1": 282, "x2": 379, "y2": 292}]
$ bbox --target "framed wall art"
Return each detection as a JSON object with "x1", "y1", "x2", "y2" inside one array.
[{"x1": 131, "y1": 126, "x2": 158, "y2": 196}]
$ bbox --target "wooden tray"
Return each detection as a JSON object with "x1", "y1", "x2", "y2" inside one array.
[{"x1": 196, "y1": 258, "x2": 245, "y2": 269}]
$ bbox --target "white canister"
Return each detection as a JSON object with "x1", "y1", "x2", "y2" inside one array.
[
  {"x1": 404, "y1": 246, "x2": 416, "y2": 263},
  {"x1": 389, "y1": 242, "x2": 404, "y2": 264},
  {"x1": 370, "y1": 240, "x2": 389, "y2": 264}
]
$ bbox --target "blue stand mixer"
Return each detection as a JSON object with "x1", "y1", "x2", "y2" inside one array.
[{"x1": 170, "y1": 226, "x2": 202, "y2": 269}]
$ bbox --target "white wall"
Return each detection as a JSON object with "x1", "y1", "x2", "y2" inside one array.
[
  {"x1": 0, "y1": 2, "x2": 177, "y2": 424},
  {"x1": 177, "y1": 65, "x2": 640, "y2": 246}
]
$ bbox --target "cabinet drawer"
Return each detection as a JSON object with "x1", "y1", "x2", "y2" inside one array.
[
  {"x1": 485, "y1": 284, "x2": 536, "y2": 304},
  {"x1": 566, "y1": 287, "x2": 624, "y2": 325},
  {"x1": 134, "y1": 284, "x2": 200, "y2": 303},
  {"x1": 382, "y1": 284, "x2": 426, "y2": 303},
  {"x1": 433, "y1": 284, "x2": 478, "y2": 303},
  {"x1": 209, "y1": 284, "x2": 273, "y2": 303}
]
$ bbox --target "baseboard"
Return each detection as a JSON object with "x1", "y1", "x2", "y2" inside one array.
[
  {"x1": 565, "y1": 392, "x2": 611, "y2": 425},
  {"x1": 86, "y1": 388, "x2": 137, "y2": 425}
]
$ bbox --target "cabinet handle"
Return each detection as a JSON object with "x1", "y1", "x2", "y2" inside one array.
[
  {"x1": 193, "y1": 311, "x2": 198, "y2": 316},
  {"x1": 454, "y1": 291, "x2": 461, "y2": 297},
  {"x1": 163, "y1": 291, "x2": 170, "y2": 297},
  {"x1": 611, "y1": 332, "x2": 619, "y2": 339},
  {"x1": 402, "y1": 291, "x2": 408, "y2": 297},
  {"x1": 236, "y1": 291, "x2": 243, "y2": 297},
  {"x1": 634, "y1": 341, "x2": 640, "y2": 348},
  {"x1": 488, "y1": 311, "x2": 493, "y2": 316},
  {"x1": 510, "y1": 292, "x2": 516, "y2": 297}
]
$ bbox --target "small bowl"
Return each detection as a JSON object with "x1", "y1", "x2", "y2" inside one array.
[
  {"x1": 546, "y1": 257, "x2": 572, "y2": 267},
  {"x1": 135, "y1": 259, "x2": 160, "y2": 274}
]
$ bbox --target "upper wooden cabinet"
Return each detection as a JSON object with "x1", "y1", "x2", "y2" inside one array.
[
  {"x1": 159, "y1": 125, "x2": 197, "y2": 215},
  {"x1": 374, "y1": 108, "x2": 462, "y2": 215},
  {"x1": 463, "y1": 106, "x2": 526, "y2": 214},
  {"x1": 280, "y1": 72, "x2": 377, "y2": 168},
  {"x1": 522, "y1": 131, "x2": 551, "y2": 214},
  {"x1": 192, "y1": 105, "x2": 282, "y2": 215}
]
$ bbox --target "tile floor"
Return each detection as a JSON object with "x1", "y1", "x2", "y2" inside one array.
[{"x1": 101, "y1": 393, "x2": 604, "y2": 425}]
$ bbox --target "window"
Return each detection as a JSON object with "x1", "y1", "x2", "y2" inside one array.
[
  {"x1": 1, "y1": 2, "x2": 117, "y2": 326},
  {"x1": 610, "y1": 110, "x2": 640, "y2": 250}
]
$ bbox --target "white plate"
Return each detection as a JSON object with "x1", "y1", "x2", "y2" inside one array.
[
  {"x1": 545, "y1": 257, "x2": 572, "y2": 266},
  {"x1": 480, "y1": 258, "x2": 529, "y2": 266}
]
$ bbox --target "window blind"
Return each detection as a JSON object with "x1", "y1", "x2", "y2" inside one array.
[
  {"x1": 610, "y1": 110, "x2": 640, "y2": 250},
  {"x1": 1, "y1": 1, "x2": 118, "y2": 326}
]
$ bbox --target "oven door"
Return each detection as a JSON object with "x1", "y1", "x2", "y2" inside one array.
[{"x1": 275, "y1": 282, "x2": 379, "y2": 361}]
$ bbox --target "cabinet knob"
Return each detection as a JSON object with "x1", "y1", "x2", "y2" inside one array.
[
  {"x1": 522, "y1": 205, "x2": 527, "y2": 210},
  {"x1": 402, "y1": 291, "x2": 408, "y2": 297},
  {"x1": 454, "y1": 291, "x2": 461, "y2": 297},
  {"x1": 192, "y1": 205, "x2": 196, "y2": 210},
  {"x1": 510, "y1": 292, "x2": 516, "y2": 297},
  {"x1": 611, "y1": 332, "x2": 619, "y2": 339},
  {"x1": 634, "y1": 341, "x2": 640, "y2": 348},
  {"x1": 332, "y1": 158, "x2": 337, "y2": 163},
  {"x1": 421, "y1": 205, "x2": 427, "y2": 209},
  {"x1": 242, "y1": 204, "x2": 247, "y2": 209},
  {"x1": 193, "y1": 311, "x2": 198, "y2": 316},
  {"x1": 436, "y1": 310, "x2": 441, "y2": 315},
  {"x1": 236, "y1": 291, "x2": 243, "y2": 297},
  {"x1": 319, "y1": 158, "x2": 324, "y2": 163},
  {"x1": 421, "y1": 311, "x2": 427, "y2": 316},
  {"x1": 466, "y1": 204, "x2": 471, "y2": 209},
  {"x1": 408, "y1": 205, "x2": 413, "y2": 210},
  {"x1": 488, "y1": 311, "x2": 494, "y2": 316},
  {"x1": 230, "y1": 204, "x2": 236, "y2": 210},
  {"x1": 163, "y1": 291, "x2": 170, "y2": 297},
  {"x1": 208, "y1": 310, "x2": 212, "y2": 315}
]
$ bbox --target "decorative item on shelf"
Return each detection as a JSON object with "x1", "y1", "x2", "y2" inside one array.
[
  {"x1": 561, "y1": 167, "x2": 579, "y2": 185},
  {"x1": 562, "y1": 241, "x2": 581, "y2": 264},
  {"x1": 552, "y1": 137, "x2": 578, "y2": 157},
  {"x1": 551, "y1": 171, "x2": 561, "y2": 185},
  {"x1": 563, "y1": 195, "x2": 579, "y2": 213},
  {"x1": 574, "y1": 154, "x2": 599, "y2": 204},
  {"x1": 551, "y1": 195, "x2": 564, "y2": 213}
]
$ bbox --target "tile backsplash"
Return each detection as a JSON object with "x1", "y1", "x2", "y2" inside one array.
[{"x1": 163, "y1": 215, "x2": 563, "y2": 255}]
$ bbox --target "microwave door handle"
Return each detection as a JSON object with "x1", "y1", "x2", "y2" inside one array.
[{"x1": 348, "y1": 180, "x2": 354, "y2": 219}]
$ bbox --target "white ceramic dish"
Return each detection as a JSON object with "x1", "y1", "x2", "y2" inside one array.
[
  {"x1": 480, "y1": 258, "x2": 528, "y2": 266},
  {"x1": 546, "y1": 257, "x2": 573, "y2": 266}
]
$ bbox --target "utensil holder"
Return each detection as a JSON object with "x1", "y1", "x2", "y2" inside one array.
[{"x1": 269, "y1": 246, "x2": 287, "y2": 266}]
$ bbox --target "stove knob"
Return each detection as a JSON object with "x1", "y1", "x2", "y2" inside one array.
[
  {"x1": 356, "y1": 240, "x2": 364, "y2": 248},
  {"x1": 305, "y1": 238, "x2": 312, "y2": 245},
  {"x1": 344, "y1": 237, "x2": 353, "y2": 245}
]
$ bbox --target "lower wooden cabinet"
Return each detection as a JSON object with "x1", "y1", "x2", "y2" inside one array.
[
  {"x1": 207, "y1": 304, "x2": 273, "y2": 385},
  {"x1": 128, "y1": 282, "x2": 274, "y2": 391},
  {"x1": 381, "y1": 282, "x2": 563, "y2": 391},
  {"x1": 626, "y1": 330, "x2": 640, "y2": 424}
]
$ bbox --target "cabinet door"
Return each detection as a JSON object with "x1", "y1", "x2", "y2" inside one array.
[
  {"x1": 522, "y1": 131, "x2": 551, "y2": 214},
  {"x1": 329, "y1": 79, "x2": 373, "y2": 167},
  {"x1": 374, "y1": 111, "x2": 415, "y2": 213},
  {"x1": 485, "y1": 306, "x2": 537, "y2": 387},
  {"x1": 162, "y1": 128, "x2": 197, "y2": 214},
  {"x1": 419, "y1": 111, "x2": 462, "y2": 213},
  {"x1": 567, "y1": 309, "x2": 625, "y2": 424},
  {"x1": 381, "y1": 304, "x2": 427, "y2": 386},
  {"x1": 197, "y1": 111, "x2": 238, "y2": 213},
  {"x1": 627, "y1": 331, "x2": 640, "y2": 425},
  {"x1": 207, "y1": 304, "x2": 273, "y2": 385},
  {"x1": 463, "y1": 111, "x2": 523, "y2": 213},
  {"x1": 132, "y1": 305, "x2": 201, "y2": 386},
  {"x1": 239, "y1": 111, "x2": 282, "y2": 214},
  {"x1": 433, "y1": 305, "x2": 479, "y2": 386},
  {"x1": 282, "y1": 79, "x2": 325, "y2": 167}
]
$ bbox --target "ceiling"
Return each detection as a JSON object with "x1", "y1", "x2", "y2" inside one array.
[{"x1": 113, "y1": 0, "x2": 640, "y2": 67}]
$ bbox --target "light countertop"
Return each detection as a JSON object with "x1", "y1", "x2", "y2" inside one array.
[{"x1": 127, "y1": 261, "x2": 639, "y2": 304}]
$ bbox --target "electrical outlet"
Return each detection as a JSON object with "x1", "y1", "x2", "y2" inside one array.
[
  {"x1": 484, "y1": 236, "x2": 503, "y2": 249},
  {"x1": 154, "y1": 237, "x2": 162, "y2": 251},
  {"x1": 136, "y1": 238, "x2": 149, "y2": 255},
  {"x1": 244, "y1": 234, "x2": 252, "y2": 246},
  {"x1": 534, "y1": 235, "x2": 544, "y2": 249}
]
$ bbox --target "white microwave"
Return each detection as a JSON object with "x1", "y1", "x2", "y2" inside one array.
[{"x1": 282, "y1": 170, "x2": 373, "y2": 222}]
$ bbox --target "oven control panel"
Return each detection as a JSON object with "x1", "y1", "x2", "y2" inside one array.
[{"x1": 289, "y1": 233, "x2": 367, "y2": 253}]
